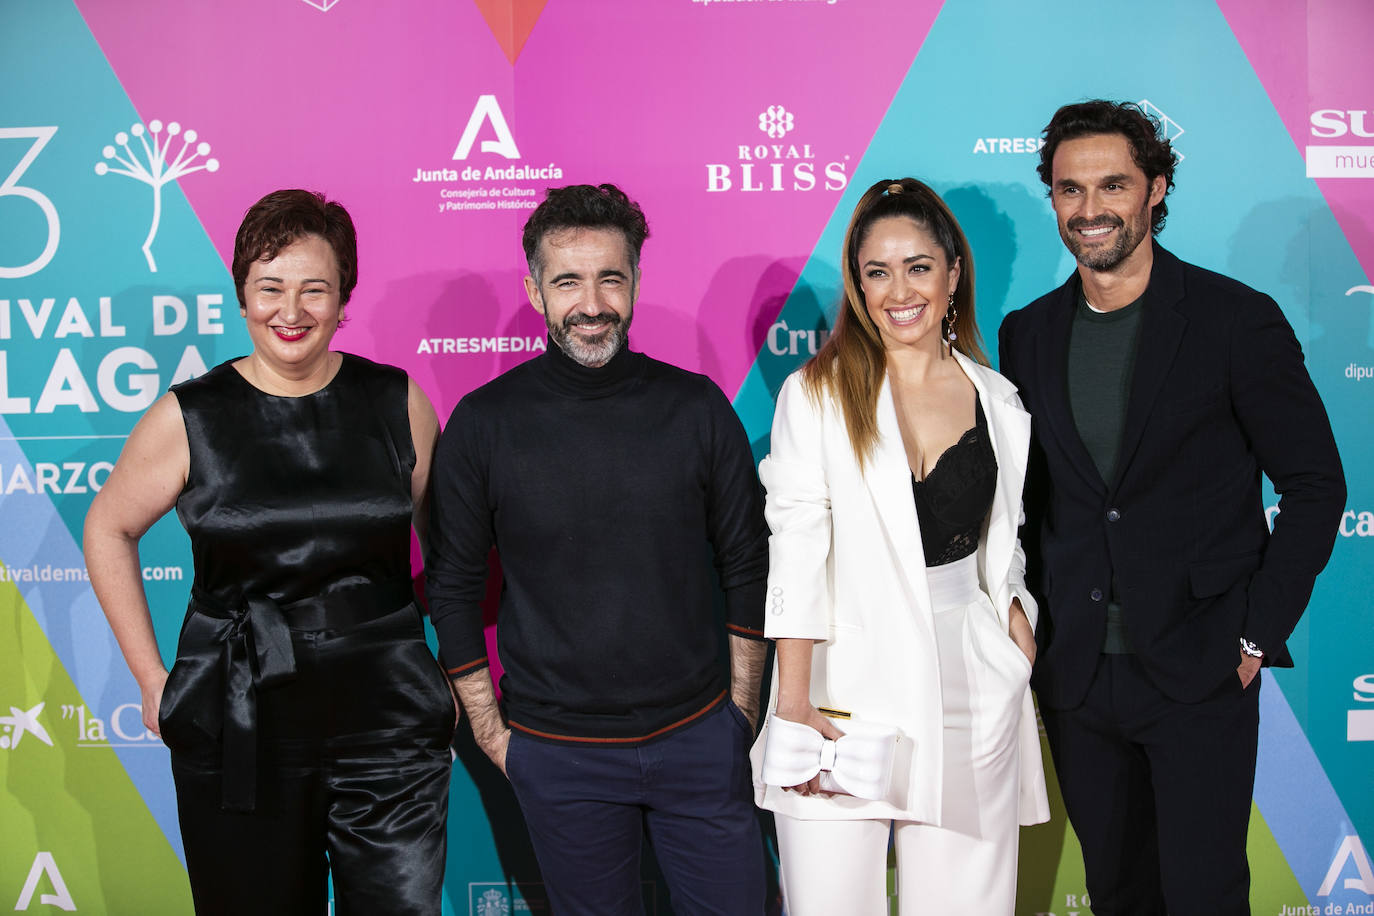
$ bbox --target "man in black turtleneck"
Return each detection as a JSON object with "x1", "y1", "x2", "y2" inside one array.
[{"x1": 427, "y1": 184, "x2": 768, "y2": 914}]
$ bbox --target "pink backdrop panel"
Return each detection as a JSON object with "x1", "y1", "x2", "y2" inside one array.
[
  {"x1": 1220, "y1": 0, "x2": 1374, "y2": 280},
  {"x1": 75, "y1": 0, "x2": 947, "y2": 416}
]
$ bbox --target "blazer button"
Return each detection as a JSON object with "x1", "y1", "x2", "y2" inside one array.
[
  {"x1": 1106, "y1": 508, "x2": 1121, "y2": 522},
  {"x1": 1090, "y1": 588, "x2": 1104, "y2": 602}
]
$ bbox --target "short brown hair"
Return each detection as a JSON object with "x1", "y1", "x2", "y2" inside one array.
[{"x1": 232, "y1": 190, "x2": 358, "y2": 308}]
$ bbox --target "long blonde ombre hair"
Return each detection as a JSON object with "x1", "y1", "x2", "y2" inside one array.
[{"x1": 799, "y1": 177, "x2": 988, "y2": 469}]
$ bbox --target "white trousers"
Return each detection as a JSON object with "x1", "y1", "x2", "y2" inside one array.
[{"x1": 776, "y1": 556, "x2": 1027, "y2": 915}]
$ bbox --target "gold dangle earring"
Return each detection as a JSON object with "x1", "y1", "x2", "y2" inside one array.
[{"x1": 944, "y1": 293, "x2": 958, "y2": 355}]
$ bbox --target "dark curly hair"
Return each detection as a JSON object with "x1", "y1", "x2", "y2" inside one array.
[
  {"x1": 232, "y1": 189, "x2": 357, "y2": 308},
  {"x1": 1037, "y1": 100, "x2": 1177, "y2": 236},
  {"x1": 522, "y1": 184, "x2": 649, "y2": 282}
]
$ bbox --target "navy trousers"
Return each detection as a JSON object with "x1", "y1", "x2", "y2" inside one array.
[
  {"x1": 1041, "y1": 654, "x2": 1261, "y2": 916},
  {"x1": 506, "y1": 699, "x2": 765, "y2": 915}
]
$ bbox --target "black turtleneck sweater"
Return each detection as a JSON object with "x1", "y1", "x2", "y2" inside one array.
[{"x1": 427, "y1": 340, "x2": 768, "y2": 744}]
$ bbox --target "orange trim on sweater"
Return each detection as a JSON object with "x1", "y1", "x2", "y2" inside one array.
[
  {"x1": 445, "y1": 657, "x2": 489, "y2": 676},
  {"x1": 508, "y1": 690, "x2": 729, "y2": 744}
]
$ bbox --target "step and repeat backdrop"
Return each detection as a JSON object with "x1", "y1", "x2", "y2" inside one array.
[{"x1": 2, "y1": 0, "x2": 1371, "y2": 912}]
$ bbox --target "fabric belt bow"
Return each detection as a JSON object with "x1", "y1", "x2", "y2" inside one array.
[
  {"x1": 218, "y1": 595, "x2": 297, "y2": 812},
  {"x1": 190, "y1": 579, "x2": 413, "y2": 812},
  {"x1": 760, "y1": 713, "x2": 900, "y2": 801}
]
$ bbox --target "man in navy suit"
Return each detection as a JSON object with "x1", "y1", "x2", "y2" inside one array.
[{"x1": 999, "y1": 100, "x2": 1345, "y2": 915}]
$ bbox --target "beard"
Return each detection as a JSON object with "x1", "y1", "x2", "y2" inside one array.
[
  {"x1": 547, "y1": 308, "x2": 632, "y2": 368},
  {"x1": 1061, "y1": 202, "x2": 1151, "y2": 272}
]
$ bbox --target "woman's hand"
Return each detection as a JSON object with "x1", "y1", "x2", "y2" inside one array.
[
  {"x1": 774, "y1": 699, "x2": 845, "y2": 796},
  {"x1": 140, "y1": 669, "x2": 169, "y2": 737},
  {"x1": 1009, "y1": 597, "x2": 1036, "y2": 667}
]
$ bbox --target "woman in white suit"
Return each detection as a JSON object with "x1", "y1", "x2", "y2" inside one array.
[{"x1": 752, "y1": 178, "x2": 1049, "y2": 914}]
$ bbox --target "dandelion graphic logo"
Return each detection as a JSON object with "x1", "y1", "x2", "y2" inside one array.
[
  {"x1": 758, "y1": 105, "x2": 795, "y2": 140},
  {"x1": 94, "y1": 119, "x2": 220, "y2": 272}
]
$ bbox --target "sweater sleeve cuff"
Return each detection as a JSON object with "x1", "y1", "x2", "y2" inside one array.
[
  {"x1": 726, "y1": 622, "x2": 766, "y2": 642},
  {"x1": 724, "y1": 580, "x2": 766, "y2": 641},
  {"x1": 432, "y1": 610, "x2": 490, "y2": 677},
  {"x1": 443, "y1": 656, "x2": 490, "y2": 677}
]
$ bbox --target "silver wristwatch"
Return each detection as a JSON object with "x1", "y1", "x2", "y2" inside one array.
[{"x1": 1239, "y1": 637, "x2": 1264, "y2": 659}]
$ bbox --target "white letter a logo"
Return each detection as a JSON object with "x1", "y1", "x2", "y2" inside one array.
[
  {"x1": 452, "y1": 95, "x2": 520, "y2": 161},
  {"x1": 14, "y1": 852, "x2": 75, "y2": 911},
  {"x1": 1317, "y1": 835, "x2": 1374, "y2": 895}
]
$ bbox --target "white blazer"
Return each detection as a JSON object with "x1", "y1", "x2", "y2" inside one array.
[{"x1": 752, "y1": 351, "x2": 1050, "y2": 826}]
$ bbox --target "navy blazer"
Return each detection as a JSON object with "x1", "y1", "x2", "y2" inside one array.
[{"x1": 999, "y1": 243, "x2": 1345, "y2": 708}]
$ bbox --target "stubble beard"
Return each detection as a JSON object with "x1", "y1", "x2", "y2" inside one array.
[
  {"x1": 1062, "y1": 201, "x2": 1152, "y2": 272},
  {"x1": 548, "y1": 309, "x2": 632, "y2": 368}
]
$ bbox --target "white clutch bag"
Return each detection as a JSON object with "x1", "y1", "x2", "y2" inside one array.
[{"x1": 759, "y1": 713, "x2": 900, "y2": 801}]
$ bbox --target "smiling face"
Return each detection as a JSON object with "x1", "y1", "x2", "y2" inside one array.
[
  {"x1": 241, "y1": 234, "x2": 343, "y2": 380},
  {"x1": 856, "y1": 216, "x2": 960, "y2": 355},
  {"x1": 1050, "y1": 132, "x2": 1166, "y2": 274},
  {"x1": 524, "y1": 226, "x2": 638, "y2": 368}
]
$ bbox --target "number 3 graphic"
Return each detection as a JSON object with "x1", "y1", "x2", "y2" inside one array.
[{"x1": 0, "y1": 126, "x2": 60, "y2": 279}]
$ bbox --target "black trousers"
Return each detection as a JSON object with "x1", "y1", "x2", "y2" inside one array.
[
  {"x1": 1041, "y1": 654, "x2": 1260, "y2": 916},
  {"x1": 160, "y1": 602, "x2": 456, "y2": 916}
]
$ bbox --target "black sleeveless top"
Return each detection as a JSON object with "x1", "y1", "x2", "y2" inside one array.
[
  {"x1": 912, "y1": 399, "x2": 997, "y2": 567},
  {"x1": 172, "y1": 354, "x2": 416, "y2": 609}
]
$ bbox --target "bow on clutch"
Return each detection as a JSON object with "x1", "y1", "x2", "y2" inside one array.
[{"x1": 760, "y1": 713, "x2": 900, "y2": 800}]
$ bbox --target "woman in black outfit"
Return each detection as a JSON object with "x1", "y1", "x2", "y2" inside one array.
[{"x1": 85, "y1": 189, "x2": 455, "y2": 915}]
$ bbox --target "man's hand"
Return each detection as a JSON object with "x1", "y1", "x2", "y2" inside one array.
[
  {"x1": 1237, "y1": 652, "x2": 1262, "y2": 689},
  {"x1": 728, "y1": 633, "x2": 766, "y2": 730},
  {"x1": 480, "y1": 725, "x2": 513, "y2": 776},
  {"x1": 452, "y1": 667, "x2": 514, "y2": 777}
]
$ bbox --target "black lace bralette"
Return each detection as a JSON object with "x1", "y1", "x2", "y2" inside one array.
[{"x1": 911, "y1": 399, "x2": 997, "y2": 567}]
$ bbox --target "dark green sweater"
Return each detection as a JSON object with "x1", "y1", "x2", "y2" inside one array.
[{"x1": 1068, "y1": 289, "x2": 1143, "y2": 653}]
